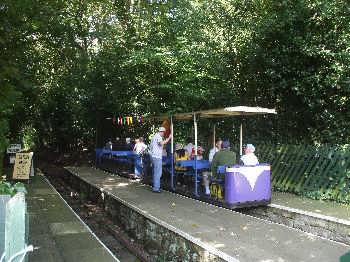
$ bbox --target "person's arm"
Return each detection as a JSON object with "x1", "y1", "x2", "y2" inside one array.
[
  {"x1": 209, "y1": 148, "x2": 215, "y2": 162},
  {"x1": 211, "y1": 154, "x2": 218, "y2": 175},
  {"x1": 158, "y1": 134, "x2": 172, "y2": 146},
  {"x1": 232, "y1": 152, "x2": 237, "y2": 165},
  {"x1": 142, "y1": 143, "x2": 147, "y2": 153},
  {"x1": 239, "y1": 154, "x2": 245, "y2": 165}
]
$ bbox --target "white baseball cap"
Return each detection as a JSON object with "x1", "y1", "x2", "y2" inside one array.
[{"x1": 159, "y1": 127, "x2": 166, "y2": 132}]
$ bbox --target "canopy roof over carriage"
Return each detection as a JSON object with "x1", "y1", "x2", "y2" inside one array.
[
  {"x1": 151, "y1": 106, "x2": 277, "y2": 120},
  {"x1": 175, "y1": 106, "x2": 276, "y2": 119}
]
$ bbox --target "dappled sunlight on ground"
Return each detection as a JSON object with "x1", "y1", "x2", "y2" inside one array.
[
  {"x1": 260, "y1": 258, "x2": 286, "y2": 262},
  {"x1": 213, "y1": 243, "x2": 225, "y2": 248}
]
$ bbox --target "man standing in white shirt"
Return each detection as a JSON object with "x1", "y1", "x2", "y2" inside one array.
[
  {"x1": 240, "y1": 144, "x2": 259, "y2": 166},
  {"x1": 150, "y1": 127, "x2": 172, "y2": 192}
]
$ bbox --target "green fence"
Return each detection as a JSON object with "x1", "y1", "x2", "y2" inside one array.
[{"x1": 253, "y1": 144, "x2": 350, "y2": 203}]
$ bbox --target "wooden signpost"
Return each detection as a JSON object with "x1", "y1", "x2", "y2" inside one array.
[{"x1": 12, "y1": 152, "x2": 34, "y2": 180}]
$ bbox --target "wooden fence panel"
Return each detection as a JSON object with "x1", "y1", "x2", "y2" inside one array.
[{"x1": 251, "y1": 143, "x2": 350, "y2": 203}]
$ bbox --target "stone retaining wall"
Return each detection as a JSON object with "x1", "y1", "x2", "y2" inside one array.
[
  {"x1": 242, "y1": 205, "x2": 350, "y2": 245},
  {"x1": 65, "y1": 170, "x2": 228, "y2": 262}
]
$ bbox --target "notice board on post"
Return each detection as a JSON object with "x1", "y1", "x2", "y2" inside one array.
[
  {"x1": 7, "y1": 144, "x2": 22, "y2": 164},
  {"x1": 12, "y1": 152, "x2": 34, "y2": 180}
]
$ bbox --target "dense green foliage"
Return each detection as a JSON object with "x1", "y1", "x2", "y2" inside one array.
[
  {"x1": 0, "y1": 181, "x2": 26, "y2": 196},
  {"x1": 1, "y1": 0, "x2": 350, "y2": 159}
]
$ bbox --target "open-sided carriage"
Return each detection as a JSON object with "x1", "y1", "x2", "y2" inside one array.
[
  {"x1": 95, "y1": 106, "x2": 276, "y2": 208},
  {"x1": 150, "y1": 106, "x2": 276, "y2": 208}
]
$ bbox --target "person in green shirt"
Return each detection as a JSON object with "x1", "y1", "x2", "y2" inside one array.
[{"x1": 210, "y1": 140, "x2": 237, "y2": 179}]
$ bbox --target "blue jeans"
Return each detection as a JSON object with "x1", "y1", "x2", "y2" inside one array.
[
  {"x1": 152, "y1": 157, "x2": 162, "y2": 191},
  {"x1": 134, "y1": 155, "x2": 142, "y2": 177}
]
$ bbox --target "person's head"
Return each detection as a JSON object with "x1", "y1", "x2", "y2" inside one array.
[
  {"x1": 135, "y1": 138, "x2": 140, "y2": 144},
  {"x1": 221, "y1": 140, "x2": 230, "y2": 150},
  {"x1": 175, "y1": 143, "x2": 183, "y2": 151},
  {"x1": 176, "y1": 148, "x2": 186, "y2": 158},
  {"x1": 158, "y1": 126, "x2": 166, "y2": 137},
  {"x1": 215, "y1": 139, "x2": 223, "y2": 149},
  {"x1": 139, "y1": 137, "x2": 144, "y2": 143},
  {"x1": 186, "y1": 137, "x2": 192, "y2": 144},
  {"x1": 198, "y1": 146, "x2": 204, "y2": 155},
  {"x1": 245, "y1": 144, "x2": 255, "y2": 154}
]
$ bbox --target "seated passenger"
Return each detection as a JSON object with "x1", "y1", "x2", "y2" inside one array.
[
  {"x1": 105, "y1": 138, "x2": 113, "y2": 150},
  {"x1": 202, "y1": 140, "x2": 236, "y2": 196},
  {"x1": 210, "y1": 140, "x2": 237, "y2": 179},
  {"x1": 209, "y1": 139, "x2": 223, "y2": 163},
  {"x1": 125, "y1": 137, "x2": 134, "y2": 151},
  {"x1": 184, "y1": 137, "x2": 193, "y2": 156},
  {"x1": 174, "y1": 144, "x2": 189, "y2": 171},
  {"x1": 191, "y1": 145, "x2": 204, "y2": 160},
  {"x1": 240, "y1": 144, "x2": 259, "y2": 166},
  {"x1": 112, "y1": 137, "x2": 122, "y2": 150}
]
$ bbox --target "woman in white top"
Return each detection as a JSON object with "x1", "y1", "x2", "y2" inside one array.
[{"x1": 240, "y1": 144, "x2": 259, "y2": 166}]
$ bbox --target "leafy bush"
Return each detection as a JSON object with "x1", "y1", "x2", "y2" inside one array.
[{"x1": 0, "y1": 181, "x2": 26, "y2": 196}]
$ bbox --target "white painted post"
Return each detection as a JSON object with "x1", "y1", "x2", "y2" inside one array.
[
  {"x1": 240, "y1": 122, "x2": 243, "y2": 156},
  {"x1": 170, "y1": 117, "x2": 174, "y2": 154},
  {"x1": 170, "y1": 116, "x2": 174, "y2": 190},
  {"x1": 194, "y1": 114, "x2": 198, "y2": 156},
  {"x1": 213, "y1": 124, "x2": 216, "y2": 149},
  {"x1": 194, "y1": 113, "x2": 199, "y2": 196}
]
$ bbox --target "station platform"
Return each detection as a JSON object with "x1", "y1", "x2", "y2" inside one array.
[
  {"x1": 65, "y1": 166, "x2": 349, "y2": 262},
  {"x1": 241, "y1": 191, "x2": 350, "y2": 246},
  {"x1": 26, "y1": 172, "x2": 119, "y2": 262},
  {"x1": 271, "y1": 191, "x2": 350, "y2": 221}
]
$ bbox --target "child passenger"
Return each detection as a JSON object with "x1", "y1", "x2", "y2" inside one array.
[{"x1": 175, "y1": 144, "x2": 189, "y2": 171}]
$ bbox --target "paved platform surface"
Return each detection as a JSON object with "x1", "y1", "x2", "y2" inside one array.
[
  {"x1": 272, "y1": 191, "x2": 350, "y2": 221},
  {"x1": 67, "y1": 166, "x2": 350, "y2": 262},
  {"x1": 27, "y1": 173, "x2": 119, "y2": 262}
]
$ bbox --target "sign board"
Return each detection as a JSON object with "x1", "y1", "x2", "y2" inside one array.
[
  {"x1": 6, "y1": 144, "x2": 21, "y2": 154},
  {"x1": 12, "y1": 153, "x2": 34, "y2": 180}
]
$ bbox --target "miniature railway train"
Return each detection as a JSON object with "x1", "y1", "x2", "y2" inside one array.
[
  {"x1": 95, "y1": 148, "x2": 272, "y2": 208},
  {"x1": 95, "y1": 105, "x2": 276, "y2": 208}
]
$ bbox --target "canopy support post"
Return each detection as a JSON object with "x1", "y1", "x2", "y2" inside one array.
[
  {"x1": 213, "y1": 124, "x2": 216, "y2": 149},
  {"x1": 240, "y1": 122, "x2": 243, "y2": 156},
  {"x1": 194, "y1": 113, "x2": 199, "y2": 197},
  {"x1": 170, "y1": 116, "x2": 174, "y2": 190}
]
